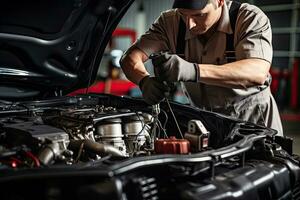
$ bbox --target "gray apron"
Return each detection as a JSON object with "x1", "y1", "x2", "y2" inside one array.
[{"x1": 183, "y1": 82, "x2": 283, "y2": 136}]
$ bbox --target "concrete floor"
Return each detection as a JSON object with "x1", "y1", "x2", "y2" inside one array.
[{"x1": 283, "y1": 120, "x2": 300, "y2": 155}]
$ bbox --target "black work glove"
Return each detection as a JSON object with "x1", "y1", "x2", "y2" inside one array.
[
  {"x1": 151, "y1": 52, "x2": 200, "y2": 82},
  {"x1": 139, "y1": 75, "x2": 170, "y2": 105}
]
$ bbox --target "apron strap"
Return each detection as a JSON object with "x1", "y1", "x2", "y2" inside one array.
[
  {"x1": 226, "y1": 1, "x2": 241, "y2": 62},
  {"x1": 176, "y1": 17, "x2": 186, "y2": 55}
]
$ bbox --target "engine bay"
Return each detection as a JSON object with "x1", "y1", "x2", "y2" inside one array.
[
  {"x1": 0, "y1": 95, "x2": 214, "y2": 169},
  {"x1": 1, "y1": 95, "x2": 300, "y2": 200},
  {"x1": 0, "y1": 100, "x2": 152, "y2": 168}
]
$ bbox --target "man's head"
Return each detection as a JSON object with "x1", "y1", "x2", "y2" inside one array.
[{"x1": 173, "y1": 0, "x2": 224, "y2": 35}]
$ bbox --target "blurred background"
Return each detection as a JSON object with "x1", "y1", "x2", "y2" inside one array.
[{"x1": 71, "y1": 0, "x2": 300, "y2": 153}]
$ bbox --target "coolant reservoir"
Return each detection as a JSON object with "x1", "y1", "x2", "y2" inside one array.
[{"x1": 154, "y1": 137, "x2": 190, "y2": 154}]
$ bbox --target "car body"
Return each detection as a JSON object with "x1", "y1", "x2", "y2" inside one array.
[{"x1": 0, "y1": 0, "x2": 299, "y2": 199}]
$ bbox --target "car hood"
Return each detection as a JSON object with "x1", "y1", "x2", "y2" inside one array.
[{"x1": 0, "y1": 0, "x2": 134, "y2": 100}]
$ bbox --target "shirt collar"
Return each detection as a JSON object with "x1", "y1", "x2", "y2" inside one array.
[{"x1": 183, "y1": 2, "x2": 233, "y2": 40}]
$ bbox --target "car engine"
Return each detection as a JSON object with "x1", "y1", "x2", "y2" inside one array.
[
  {"x1": 0, "y1": 95, "x2": 211, "y2": 169},
  {"x1": 0, "y1": 95, "x2": 300, "y2": 200},
  {"x1": 0, "y1": 99, "x2": 158, "y2": 168}
]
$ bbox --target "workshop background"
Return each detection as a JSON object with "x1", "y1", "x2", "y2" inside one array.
[{"x1": 90, "y1": 0, "x2": 300, "y2": 153}]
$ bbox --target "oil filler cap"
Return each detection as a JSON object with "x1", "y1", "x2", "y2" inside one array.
[{"x1": 154, "y1": 137, "x2": 190, "y2": 154}]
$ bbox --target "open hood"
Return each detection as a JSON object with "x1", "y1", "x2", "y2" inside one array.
[{"x1": 0, "y1": 0, "x2": 134, "y2": 99}]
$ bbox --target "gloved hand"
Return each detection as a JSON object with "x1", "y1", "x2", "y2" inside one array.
[
  {"x1": 151, "y1": 52, "x2": 199, "y2": 82},
  {"x1": 139, "y1": 75, "x2": 170, "y2": 105}
]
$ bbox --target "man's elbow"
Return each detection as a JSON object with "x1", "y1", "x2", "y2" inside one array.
[
  {"x1": 248, "y1": 72, "x2": 269, "y2": 87},
  {"x1": 256, "y1": 73, "x2": 269, "y2": 85},
  {"x1": 250, "y1": 59, "x2": 271, "y2": 85}
]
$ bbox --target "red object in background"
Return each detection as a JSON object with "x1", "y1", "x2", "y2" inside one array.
[
  {"x1": 270, "y1": 68, "x2": 281, "y2": 94},
  {"x1": 70, "y1": 28, "x2": 138, "y2": 97},
  {"x1": 112, "y1": 28, "x2": 136, "y2": 44},
  {"x1": 154, "y1": 137, "x2": 190, "y2": 154},
  {"x1": 281, "y1": 113, "x2": 300, "y2": 121},
  {"x1": 291, "y1": 59, "x2": 299, "y2": 109},
  {"x1": 68, "y1": 79, "x2": 137, "y2": 96}
]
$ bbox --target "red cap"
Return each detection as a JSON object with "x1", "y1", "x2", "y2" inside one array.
[{"x1": 155, "y1": 136, "x2": 190, "y2": 154}]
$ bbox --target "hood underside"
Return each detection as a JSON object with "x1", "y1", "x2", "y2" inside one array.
[{"x1": 0, "y1": 0, "x2": 134, "y2": 100}]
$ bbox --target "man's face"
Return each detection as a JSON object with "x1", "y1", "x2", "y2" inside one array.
[{"x1": 178, "y1": 1, "x2": 222, "y2": 35}]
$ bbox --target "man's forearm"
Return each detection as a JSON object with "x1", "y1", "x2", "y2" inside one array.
[
  {"x1": 120, "y1": 48, "x2": 149, "y2": 85},
  {"x1": 198, "y1": 58, "x2": 271, "y2": 89}
]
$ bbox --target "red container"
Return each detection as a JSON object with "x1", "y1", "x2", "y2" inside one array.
[
  {"x1": 154, "y1": 137, "x2": 190, "y2": 154},
  {"x1": 291, "y1": 59, "x2": 299, "y2": 109}
]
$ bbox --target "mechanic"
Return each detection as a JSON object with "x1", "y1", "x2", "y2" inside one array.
[{"x1": 120, "y1": 0, "x2": 283, "y2": 136}]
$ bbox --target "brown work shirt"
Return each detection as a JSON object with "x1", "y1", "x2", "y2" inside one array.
[{"x1": 132, "y1": 1, "x2": 283, "y2": 135}]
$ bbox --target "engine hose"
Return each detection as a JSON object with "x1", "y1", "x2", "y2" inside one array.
[
  {"x1": 38, "y1": 143, "x2": 60, "y2": 165},
  {"x1": 69, "y1": 140, "x2": 125, "y2": 157}
]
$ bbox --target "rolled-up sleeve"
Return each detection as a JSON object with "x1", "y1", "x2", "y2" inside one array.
[
  {"x1": 235, "y1": 5, "x2": 273, "y2": 63},
  {"x1": 133, "y1": 11, "x2": 175, "y2": 56}
]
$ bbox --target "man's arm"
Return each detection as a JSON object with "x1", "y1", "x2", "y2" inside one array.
[
  {"x1": 120, "y1": 47, "x2": 170, "y2": 105},
  {"x1": 120, "y1": 47, "x2": 150, "y2": 85},
  {"x1": 198, "y1": 58, "x2": 270, "y2": 89},
  {"x1": 152, "y1": 53, "x2": 270, "y2": 89}
]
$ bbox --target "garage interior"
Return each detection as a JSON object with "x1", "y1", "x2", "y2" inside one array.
[
  {"x1": 0, "y1": 1, "x2": 300, "y2": 199},
  {"x1": 89, "y1": 0, "x2": 300, "y2": 153}
]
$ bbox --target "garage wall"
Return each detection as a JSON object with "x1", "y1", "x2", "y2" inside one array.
[
  {"x1": 115, "y1": 0, "x2": 173, "y2": 50},
  {"x1": 142, "y1": 0, "x2": 173, "y2": 29},
  {"x1": 118, "y1": 0, "x2": 173, "y2": 31}
]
